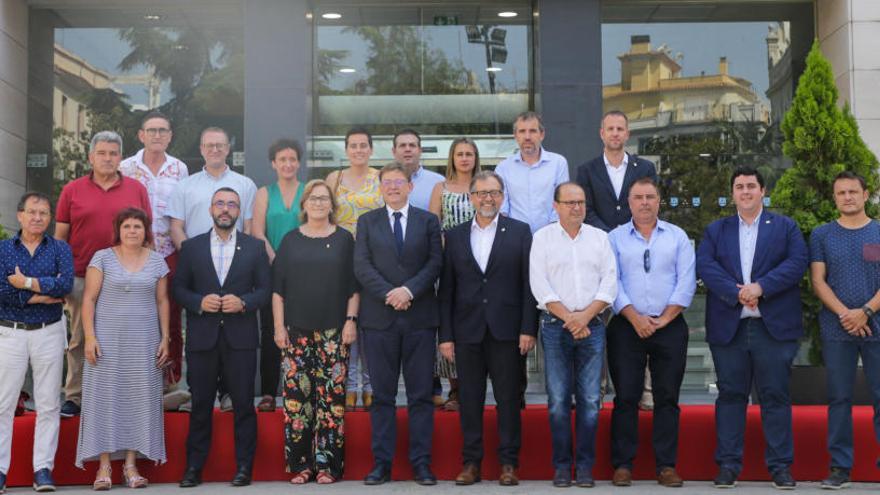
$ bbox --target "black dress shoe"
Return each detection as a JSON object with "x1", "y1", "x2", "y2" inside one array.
[
  {"x1": 413, "y1": 464, "x2": 437, "y2": 486},
  {"x1": 364, "y1": 463, "x2": 391, "y2": 485},
  {"x1": 231, "y1": 466, "x2": 252, "y2": 487},
  {"x1": 179, "y1": 467, "x2": 202, "y2": 488}
]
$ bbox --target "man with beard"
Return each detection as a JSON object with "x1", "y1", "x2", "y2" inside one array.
[
  {"x1": 173, "y1": 187, "x2": 270, "y2": 488},
  {"x1": 439, "y1": 171, "x2": 537, "y2": 486}
]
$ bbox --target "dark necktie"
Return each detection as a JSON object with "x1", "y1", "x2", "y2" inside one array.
[{"x1": 393, "y1": 211, "x2": 404, "y2": 255}]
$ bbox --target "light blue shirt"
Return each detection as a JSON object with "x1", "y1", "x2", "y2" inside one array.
[
  {"x1": 738, "y1": 210, "x2": 762, "y2": 318},
  {"x1": 495, "y1": 148, "x2": 569, "y2": 233},
  {"x1": 167, "y1": 165, "x2": 257, "y2": 239},
  {"x1": 409, "y1": 166, "x2": 444, "y2": 211},
  {"x1": 608, "y1": 219, "x2": 696, "y2": 316}
]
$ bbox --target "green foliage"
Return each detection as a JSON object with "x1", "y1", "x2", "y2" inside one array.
[
  {"x1": 0, "y1": 221, "x2": 9, "y2": 240},
  {"x1": 770, "y1": 40, "x2": 880, "y2": 365}
]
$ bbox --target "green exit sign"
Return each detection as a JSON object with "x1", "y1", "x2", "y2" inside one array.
[{"x1": 433, "y1": 15, "x2": 458, "y2": 26}]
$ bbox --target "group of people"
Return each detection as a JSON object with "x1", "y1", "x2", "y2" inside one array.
[{"x1": 0, "y1": 108, "x2": 878, "y2": 492}]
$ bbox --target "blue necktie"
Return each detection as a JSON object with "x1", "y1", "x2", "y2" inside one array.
[{"x1": 393, "y1": 211, "x2": 404, "y2": 255}]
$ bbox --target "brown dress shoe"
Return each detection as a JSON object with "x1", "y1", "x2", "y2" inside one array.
[
  {"x1": 455, "y1": 464, "x2": 481, "y2": 485},
  {"x1": 657, "y1": 467, "x2": 683, "y2": 487},
  {"x1": 612, "y1": 467, "x2": 633, "y2": 486},
  {"x1": 498, "y1": 465, "x2": 519, "y2": 486}
]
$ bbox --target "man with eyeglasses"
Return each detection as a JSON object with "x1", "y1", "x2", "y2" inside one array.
[
  {"x1": 354, "y1": 162, "x2": 442, "y2": 486},
  {"x1": 606, "y1": 177, "x2": 695, "y2": 487},
  {"x1": 529, "y1": 181, "x2": 617, "y2": 488},
  {"x1": 0, "y1": 192, "x2": 74, "y2": 493},
  {"x1": 697, "y1": 166, "x2": 807, "y2": 490},
  {"x1": 55, "y1": 130, "x2": 151, "y2": 418},
  {"x1": 438, "y1": 171, "x2": 537, "y2": 486},
  {"x1": 173, "y1": 187, "x2": 270, "y2": 488},
  {"x1": 120, "y1": 111, "x2": 190, "y2": 412}
]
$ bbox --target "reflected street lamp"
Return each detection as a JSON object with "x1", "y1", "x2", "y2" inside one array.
[{"x1": 467, "y1": 25, "x2": 507, "y2": 94}]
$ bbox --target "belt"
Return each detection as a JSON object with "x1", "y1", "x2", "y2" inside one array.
[
  {"x1": 0, "y1": 318, "x2": 61, "y2": 331},
  {"x1": 541, "y1": 310, "x2": 603, "y2": 326}
]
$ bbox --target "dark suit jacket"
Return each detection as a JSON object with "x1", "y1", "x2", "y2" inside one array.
[
  {"x1": 354, "y1": 205, "x2": 442, "y2": 330},
  {"x1": 696, "y1": 210, "x2": 808, "y2": 345},
  {"x1": 576, "y1": 154, "x2": 657, "y2": 232},
  {"x1": 173, "y1": 230, "x2": 271, "y2": 352},
  {"x1": 439, "y1": 215, "x2": 537, "y2": 344}
]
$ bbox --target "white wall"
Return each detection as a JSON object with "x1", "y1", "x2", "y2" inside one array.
[
  {"x1": 818, "y1": 0, "x2": 880, "y2": 158},
  {"x1": 0, "y1": 0, "x2": 27, "y2": 234}
]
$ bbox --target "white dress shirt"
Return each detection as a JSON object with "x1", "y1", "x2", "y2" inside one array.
[
  {"x1": 470, "y1": 214, "x2": 499, "y2": 273},
  {"x1": 386, "y1": 203, "x2": 410, "y2": 242},
  {"x1": 530, "y1": 222, "x2": 618, "y2": 312},
  {"x1": 603, "y1": 152, "x2": 629, "y2": 200},
  {"x1": 210, "y1": 227, "x2": 237, "y2": 286},
  {"x1": 738, "y1": 209, "x2": 762, "y2": 318}
]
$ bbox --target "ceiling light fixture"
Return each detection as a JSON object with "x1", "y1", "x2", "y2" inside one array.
[
  {"x1": 143, "y1": 14, "x2": 162, "y2": 21},
  {"x1": 322, "y1": 12, "x2": 342, "y2": 19},
  {"x1": 339, "y1": 68, "x2": 356, "y2": 73},
  {"x1": 498, "y1": 11, "x2": 518, "y2": 18},
  {"x1": 486, "y1": 67, "x2": 502, "y2": 72}
]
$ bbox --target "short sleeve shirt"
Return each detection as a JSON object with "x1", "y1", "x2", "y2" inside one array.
[
  {"x1": 56, "y1": 173, "x2": 152, "y2": 277},
  {"x1": 166, "y1": 166, "x2": 257, "y2": 239},
  {"x1": 810, "y1": 220, "x2": 880, "y2": 341}
]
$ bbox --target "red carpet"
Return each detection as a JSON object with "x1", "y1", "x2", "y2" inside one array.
[{"x1": 6, "y1": 404, "x2": 880, "y2": 485}]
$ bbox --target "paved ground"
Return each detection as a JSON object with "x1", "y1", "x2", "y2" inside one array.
[{"x1": 4, "y1": 481, "x2": 880, "y2": 494}]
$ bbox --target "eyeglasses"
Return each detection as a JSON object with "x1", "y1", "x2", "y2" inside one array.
[
  {"x1": 643, "y1": 249, "x2": 651, "y2": 273},
  {"x1": 471, "y1": 190, "x2": 503, "y2": 199},
  {"x1": 143, "y1": 128, "x2": 171, "y2": 136},
  {"x1": 306, "y1": 196, "x2": 332, "y2": 204},
  {"x1": 213, "y1": 200, "x2": 240, "y2": 210},
  {"x1": 202, "y1": 142, "x2": 228, "y2": 151},
  {"x1": 381, "y1": 179, "x2": 408, "y2": 187},
  {"x1": 557, "y1": 200, "x2": 586, "y2": 208}
]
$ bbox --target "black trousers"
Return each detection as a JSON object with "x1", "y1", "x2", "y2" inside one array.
[
  {"x1": 455, "y1": 332, "x2": 522, "y2": 466},
  {"x1": 186, "y1": 333, "x2": 258, "y2": 471},
  {"x1": 362, "y1": 320, "x2": 435, "y2": 467},
  {"x1": 607, "y1": 314, "x2": 688, "y2": 471},
  {"x1": 259, "y1": 303, "x2": 281, "y2": 397}
]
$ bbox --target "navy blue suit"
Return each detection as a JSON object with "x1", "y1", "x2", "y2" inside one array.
[
  {"x1": 696, "y1": 210, "x2": 808, "y2": 475},
  {"x1": 173, "y1": 230, "x2": 271, "y2": 472},
  {"x1": 439, "y1": 215, "x2": 537, "y2": 466},
  {"x1": 354, "y1": 205, "x2": 442, "y2": 468},
  {"x1": 575, "y1": 154, "x2": 657, "y2": 232}
]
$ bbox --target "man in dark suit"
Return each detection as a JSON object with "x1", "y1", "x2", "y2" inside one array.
[
  {"x1": 439, "y1": 171, "x2": 537, "y2": 486},
  {"x1": 173, "y1": 187, "x2": 271, "y2": 488},
  {"x1": 576, "y1": 110, "x2": 657, "y2": 233},
  {"x1": 354, "y1": 162, "x2": 443, "y2": 486},
  {"x1": 697, "y1": 167, "x2": 808, "y2": 490}
]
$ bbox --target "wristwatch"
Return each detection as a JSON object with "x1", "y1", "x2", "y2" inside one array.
[
  {"x1": 346, "y1": 315, "x2": 358, "y2": 323},
  {"x1": 863, "y1": 305, "x2": 875, "y2": 318},
  {"x1": 24, "y1": 277, "x2": 33, "y2": 290}
]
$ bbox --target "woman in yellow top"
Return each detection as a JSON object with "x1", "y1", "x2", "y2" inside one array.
[{"x1": 326, "y1": 127, "x2": 383, "y2": 410}]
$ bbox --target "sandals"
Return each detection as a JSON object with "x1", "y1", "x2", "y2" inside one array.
[
  {"x1": 289, "y1": 469, "x2": 313, "y2": 484},
  {"x1": 257, "y1": 395, "x2": 276, "y2": 412},
  {"x1": 316, "y1": 471, "x2": 336, "y2": 484},
  {"x1": 123, "y1": 464, "x2": 148, "y2": 489},
  {"x1": 93, "y1": 465, "x2": 112, "y2": 491}
]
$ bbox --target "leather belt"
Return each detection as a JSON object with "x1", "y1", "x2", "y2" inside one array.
[{"x1": 0, "y1": 318, "x2": 61, "y2": 331}]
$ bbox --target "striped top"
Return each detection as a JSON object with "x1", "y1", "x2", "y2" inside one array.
[
  {"x1": 334, "y1": 167, "x2": 384, "y2": 236},
  {"x1": 440, "y1": 185, "x2": 475, "y2": 232}
]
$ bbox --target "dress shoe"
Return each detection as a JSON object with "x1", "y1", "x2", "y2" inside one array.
[
  {"x1": 179, "y1": 467, "x2": 202, "y2": 488},
  {"x1": 612, "y1": 466, "x2": 633, "y2": 486},
  {"x1": 552, "y1": 468, "x2": 571, "y2": 487},
  {"x1": 364, "y1": 463, "x2": 391, "y2": 485},
  {"x1": 770, "y1": 468, "x2": 796, "y2": 490},
  {"x1": 345, "y1": 392, "x2": 357, "y2": 411},
  {"x1": 362, "y1": 392, "x2": 373, "y2": 409},
  {"x1": 498, "y1": 464, "x2": 519, "y2": 486},
  {"x1": 59, "y1": 400, "x2": 80, "y2": 418},
  {"x1": 713, "y1": 467, "x2": 737, "y2": 488},
  {"x1": 658, "y1": 467, "x2": 683, "y2": 487},
  {"x1": 455, "y1": 463, "x2": 481, "y2": 485},
  {"x1": 413, "y1": 464, "x2": 437, "y2": 486},
  {"x1": 575, "y1": 468, "x2": 594, "y2": 488},
  {"x1": 163, "y1": 389, "x2": 192, "y2": 411},
  {"x1": 32, "y1": 468, "x2": 56, "y2": 492},
  {"x1": 231, "y1": 466, "x2": 252, "y2": 486}
]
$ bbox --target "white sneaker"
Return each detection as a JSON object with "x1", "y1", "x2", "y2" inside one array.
[{"x1": 163, "y1": 389, "x2": 192, "y2": 411}]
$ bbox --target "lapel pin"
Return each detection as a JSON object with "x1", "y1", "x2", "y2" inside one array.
[
  {"x1": 765, "y1": 220, "x2": 771, "y2": 224},
  {"x1": 326, "y1": 243, "x2": 331, "y2": 248},
  {"x1": 501, "y1": 227, "x2": 506, "y2": 232},
  {"x1": 236, "y1": 246, "x2": 241, "y2": 250}
]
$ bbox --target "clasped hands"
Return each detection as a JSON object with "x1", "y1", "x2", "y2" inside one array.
[
  {"x1": 560, "y1": 310, "x2": 596, "y2": 340},
  {"x1": 200, "y1": 293, "x2": 245, "y2": 313},
  {"x1": 385, "y1": 286, "x2": 412, "y2": 311},
  {"x1": 840, "y1": 308, "x2": 872, "y2": 337},
  {"x1": 628, "y1": 313, "x2": 670, "y2": 339},
  {"x1": 736, "y1": 282, "x2": 762, "y2": 310},
  {"x1": 440, "y1": 334, "x2": 536, "y2": 362}
]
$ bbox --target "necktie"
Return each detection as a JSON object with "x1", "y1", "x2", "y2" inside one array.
[{"x1": 393, "y1": 211, "x2": 404, "y2": 255}]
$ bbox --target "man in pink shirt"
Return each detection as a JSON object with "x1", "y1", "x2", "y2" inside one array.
[{"x1": 54, "y1": 130, "x2": 151, "y2": 417}]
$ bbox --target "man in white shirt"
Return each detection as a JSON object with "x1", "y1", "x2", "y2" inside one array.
[
  {"x1": 120, "y1": 111, "x2": 190, "y2": 410},
  {"x1": 530, "y1": 182, "x2": 617, "y2": 488}
]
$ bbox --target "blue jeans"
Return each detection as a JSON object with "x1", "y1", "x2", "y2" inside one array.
[
  {"x1": 823, "y1": 339, "x2": 880, "y2": 469},
  {"x1": 709, "y1": 318, "x2": 798, "y2": 475},
  {"x1": 541, "y1": 313, "x2": 604, "y2": 471}
]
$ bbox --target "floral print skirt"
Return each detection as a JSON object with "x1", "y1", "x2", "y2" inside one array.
[{"x1": 282, "y1": 327, "x2": 349, "y2": 477}]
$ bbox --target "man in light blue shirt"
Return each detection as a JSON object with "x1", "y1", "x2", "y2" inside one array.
[
  {"x1": 606, "y1": 177, "x2": 695, "y2": 487},
  {"x1": 391, "y1": 129, "x2": 443, "y2": 211},
  {"x1": 495, "y1": 111, "x2": 570, "y2": 233}
]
